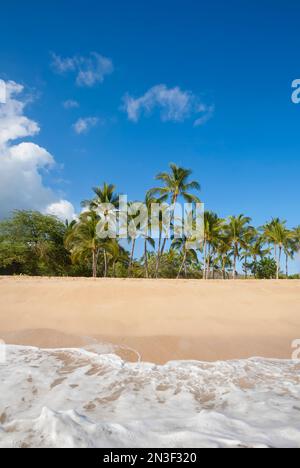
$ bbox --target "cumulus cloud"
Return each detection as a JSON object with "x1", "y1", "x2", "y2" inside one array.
[
  {"x1": 122, "y1": 84, "x2": 213, "y2": 126},
  {"x1": 0, "y1": 80, "x2": 76, "y2": 221},
  {"x1": 45, "y1": 200, "x2": 77, "y2": 221},
  {"x1": 73, "y1": 117, "x2": 99, "y2": 135},
  {"x1": 51, "y1": 52, "x2": 114, "y2": 87},
  {"x1": 63, "y1": 99, "x2": 79, "y2": 109},
  {"x1": 0, "y1": 79, "x2": 6, "y2": 104}
]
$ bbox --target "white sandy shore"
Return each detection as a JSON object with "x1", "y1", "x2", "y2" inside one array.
[{"x1": 0, "y1": 277, "x2": 299, "y2": 363}]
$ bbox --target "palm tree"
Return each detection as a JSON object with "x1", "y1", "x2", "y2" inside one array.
[
  {"x1": 293, "y1": 227, "x2": 300, "y2": 277},
  {"x1": 283, "y1": 236, "x2": 297, "y2": 278},
  {"x1": 143, "y1": 235, "x2": 155, "y2": 278},
  {"x1": 153, "y1": 203, "x2": 171, "y2": 278},
  {"x1": 142, "y1": 195, "x2": 156, "y2": 278},
  {"x1": 293, "y1": 226, "x2": 300, "y2": 246},
  {"x1": 172, "y1": 236, "x2": 198, "y2": 279},
  {"x1": 147, "y1": 164, "x2": 201, "y2": 277},
  {"x1": 262, "y1": 219, "x2": 292, "y2": 279},
  {"x1": 203, "y1": 212, "x2": 224, "y2": 279},
  {"x1": 127, "y1": 202, "x2": 138, "y2": 277},
  {"x1": 65, "y1": 211, "x2": 102, "y2": 278},
  {"x1": 248, "y1": 236, "x2": 270, "y2": 278},
  {"x1": 239, "y1": 227, "x2": 257, "y2": 278},
  {"x1": 81, "y1": 183, "x2": 119, "y2": 277},
  {"x1": 82, "y1": 183, "x2": 119, "y2": 210},
  {"x1": 225, "y1": 215, "x2": 252, "y2": 279},
  {"x1": 147, "y1": 163, "x2": 201, "y2": 205},
  {"x1": 215, "y1": 236, "x2": 232, "y2": 279},
  {"x1": 105, "y1": 239, "x2": 129, "y2": 277}
]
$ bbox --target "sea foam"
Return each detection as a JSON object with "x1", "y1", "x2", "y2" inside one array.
[{"x1": 0, "y1": 345, "x2": 300, "y2": 448}]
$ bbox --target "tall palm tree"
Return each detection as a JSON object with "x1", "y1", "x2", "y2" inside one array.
[
  {"x1": 141, "y1": 195, "x2": 156, "y2": 278},
  {"x1": 293, "y1": 226, "x2": 300, "y2": 277},
  {"x1": 203, "y1": 212, "x2": 224, "y2": 279},
  {"x1": 147, "y1": 163, "x2": 201, "y2": 206},
  {"x1": 81, "y1": 183, "x2": 119, "y2": 276},
  {"x1": 293, "y1": 226, "x2": 300, "y2": 245},
  {"x1": 248, "y1": 235, "x2": 270, "y2": 278},
  {"x1": 65, "y1": 211, "x2": 102, "y2": 278},
  {"x1": 127, "y1": 202, "x2": 138, "y2": 277},
  {"x1": 262, "y1": 218, "x2": 292, "y2": 279},
  {"x1": 225, "y1": 215, "x2": 252, "y2": 279},
  {"x1": 239, "y1": 227, "x2": 257, "y2": 278},
  {"x1": 147, "y1": 164, "x2": 201, "y2": 277},
  {"x1": 215, "y1": 236, "x2": 232, "y2": 279},
  {"x1": 82, "y1": 183, "x2": 119, "y2": 210},
  {"x1": 283, "y1": 236, "x2": 297, "y2": 278},
  {"x1": 105, "y1": 239, "x2": 129, "y2": 277},
  {"x1": 172, "y1": 236, "x2": 198, "y2": 279},
  {"x1": 153, "y1": 203, "x2": 171, "y2": 278}
]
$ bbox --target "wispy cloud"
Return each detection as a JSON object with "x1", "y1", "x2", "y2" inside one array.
[
  {"x1": 51, "y1": 52, "x2": 114, "y2": 87},
  {"x1": 73, "y1": 117, "x2": 99, "y2": 134},
  {"x1": 122, "y1": 84, "x2": 213, "y2": 126},
  {"x1": 63, "y1": 99, "x2": 79, "y2": 109},
  {"x1": 193, "y1": 105, "x2": 215, "y2": 127}
]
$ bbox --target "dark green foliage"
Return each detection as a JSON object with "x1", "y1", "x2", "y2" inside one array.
[
  {"x1": 0, "y1": 211, "x2": 71, "y2": 276},
  {"x1": 251, "y1": 257, "x2": 277, "y2": 279}
]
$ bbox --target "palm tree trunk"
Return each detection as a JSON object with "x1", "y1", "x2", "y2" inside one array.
[
  {"x1": 103, "y1": 249, "x2": 108, "y2": 278},
  {"x1": 155, "y1": 231, "x2": 162, "y2": 278},
  {"x1": 274, "y1": 245, "x2": 279, "y2": 279},
  {"x1": 285, "y1": 253, "x2": 289, "y2": 278},
  {"x1": 203, "y1": 238, "x2": 207, "y2": 280},
  {"x1": 206, "y1": 244, "x2": 211, "y2": 279},
  {"x1": 129, "y1": 239, "x2": 136, "y2": 277},
  {"x1": 253, "y1": 255, "x2": 257, "y2": 279},
  {"x1": 233, "y1": 254, "x2": 237, "y2": 279},
  {"x1": 177, "y1": 251, "x2": 187, "y2": 279},
  {"x1": 144, "y1": 238, "x2": 149, "y2": 279},
  {"x1": 160, "y1": 238, "x2": 167, "y2": 257},
  {"x1": 277, "y1": 246, "x2": 282, "y2": 280},
  {"x1": 222, "y1": 257, "x2": 226, "y2": 280},
  {"x1": 184, "y1": 257, "x2": 188, "y2": 278},
  {"x1": 92, "y1": 249, "x2": 97, "y2": 278}
]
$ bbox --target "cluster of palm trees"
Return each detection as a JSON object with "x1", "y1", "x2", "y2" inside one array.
[
  {"x1": 202, "y1": 213, "x2": 299, "y2": 280},
  {"x1": 65, "y1": 164, "x2": 300, "y2": 279}
]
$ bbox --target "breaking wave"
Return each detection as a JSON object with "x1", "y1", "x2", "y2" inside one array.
[{"x1": 0, "y1": 346, "x2": 300, "y2": 448}]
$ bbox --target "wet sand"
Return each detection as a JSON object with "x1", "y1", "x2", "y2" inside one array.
[{"x1": 0, "y1": 277, "x2": 299, "y2": 363}]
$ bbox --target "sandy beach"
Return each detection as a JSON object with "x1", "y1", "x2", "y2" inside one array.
[{"x1": 0, "y1": 276, "x2": 299, "y2": 363}]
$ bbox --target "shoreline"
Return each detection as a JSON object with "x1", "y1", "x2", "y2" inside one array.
[{"x1": 1, "y1": 277, "x2": 299, "y2": 364}]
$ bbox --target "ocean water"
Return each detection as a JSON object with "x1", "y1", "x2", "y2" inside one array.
[{"x1": 0, "y1": 345, "x2": 300, "y2": 448}]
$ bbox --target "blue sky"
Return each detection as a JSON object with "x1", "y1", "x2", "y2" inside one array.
[{"x1": 0, "y1": 0, "x2": 299, "y2": 271}]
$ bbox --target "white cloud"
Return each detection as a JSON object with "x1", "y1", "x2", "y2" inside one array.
[
  {"x1": 0, "y1": 80, "x2": 76, "y2": 221},
  {"x1": 122, "y1": 84, "x2": 213, "y2": 126},
  {"x1": 63, "y1": 99, "x2": 79, "y2": 109},
  {"x1": 0, "y1": 79, "x2": 6, "y2": 104},
  {"x1": 73, "y1": 117, "x2": 99, "y2": 135},
  {"x1": 45, "y1": 200, "x2": 77, "y2": 221},
  {"x1": 0, "y1": 82, "x2": 39, "y2": 146},
  {"x1": 51, "y1": 52, "x2": 114, "y2": 87},
  {"x1": 194, "y1": 105, "x2": 215, "y2": 127}
]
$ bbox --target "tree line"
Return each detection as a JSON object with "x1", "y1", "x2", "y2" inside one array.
[{"x1": 0, "y1": 164, "x2": 299, "y2": 279}]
